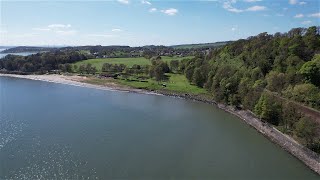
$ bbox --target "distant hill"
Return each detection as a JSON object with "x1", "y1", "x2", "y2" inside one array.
[
  {"x1": 0, "y1": 46, "x2": 16, "y2": 52},
  {"x1": 171, "y1": 41, "x2": 232, "y2": 49},
  {"x1": 1, "y1": 46, "x2": 59, "y2": 53}
]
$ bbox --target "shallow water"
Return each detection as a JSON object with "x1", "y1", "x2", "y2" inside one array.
[{"x1": 0, "y1": 76, "x2": 318, "y2": 179}]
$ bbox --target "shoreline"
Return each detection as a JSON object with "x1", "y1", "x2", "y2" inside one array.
[
  {"x1": 1, "y1": 73, "x2": 319, "y2": 175},
  {"x1": 0, "y1": 74, "x2": 161, "y2": 96}
]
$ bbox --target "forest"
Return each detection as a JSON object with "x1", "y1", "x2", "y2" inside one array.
[{"x1": 180, "y1": 26, "x2": 320, "y2": 152}]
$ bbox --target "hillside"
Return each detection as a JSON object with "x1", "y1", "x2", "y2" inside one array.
[
  {"x1": 171, "y1": 41, "x2": 232, "y2": 49},
  {"x1": 181, "y1": 26, "x2": 320, "y2": 152},
  {"x1": 1, "y1": 46, "x2": 58, "y2": 53}
]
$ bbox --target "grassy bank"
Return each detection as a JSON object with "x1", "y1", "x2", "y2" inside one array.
[
  {"x1": 82, "y1": 73, "x2": 207, "y2": 95},
  {"x1": 73, "y1": 56, "x2": 193, "y2": 72}
]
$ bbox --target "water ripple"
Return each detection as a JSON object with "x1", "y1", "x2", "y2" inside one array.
[
  {"x1": 5, "y1": 138, "x2": 99, "y2": 179},
  {"x1": 0, "y1": 114, "x2": 26, "y2": 151}
]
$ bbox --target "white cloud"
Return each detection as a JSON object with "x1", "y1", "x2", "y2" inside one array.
[
  {"x1": 48, "y1": 24, "x2": 71, "y2": 28},
  {"x1": 243, "y1": 0, "x2": 262, "y2": 2},
  {"x1": 289, "y1": 0, "x2": 297, "y2": 5},
  {"x1": 223, "y1": 1, "x2": 266, "y2": 13},
  {"x1": 294, "y1": 14, "x2": 304, "y2": 18},
  {"x1": 117, "y1": 0, "x2": 129, "y2": 5},
  {"x1": 32, "y1": 24, "x2": 76, "y2": 36},
  {"x1": 276, "y1": 13, "x2": 284, "y2": 16},
  {"x1": 289, "y1": 0, "x2": 307, "y2": 5},
  {"x1": 161, "y1": 8, "x2": 178, "y2": 16},
  {"x1": 231, "y1": 25, "x2": 238, "y2": 31},
  {"x1": 308, "y1": 13, "x2": 320, "y2": 18},
  {"x1": 301, "y1": 20, "x2": 312, "y2": 25},
  {"x1": 149, "y1": 8, "x2": 157, "y2": 12},
  {"x1": 223, "y1": 1, "x2": 244, "y2": 13},
  {"x1": 246, "y1": 5, "x2": 266, "y2": 11},
  {"x1": 141, "y1": 0, "x2": 151, "y2": 5},
  {"x1": 111, "y1": 28, "x2": 123, "y2": 32}
]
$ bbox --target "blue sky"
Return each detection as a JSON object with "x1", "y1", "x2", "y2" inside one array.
[{"x1": 0, "y1": 0, "x2": 319, "y2": 46}]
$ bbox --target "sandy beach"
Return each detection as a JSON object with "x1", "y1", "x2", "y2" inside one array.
[{"x1": 0, "y1": 74, "x2": 160, "y2": 95}]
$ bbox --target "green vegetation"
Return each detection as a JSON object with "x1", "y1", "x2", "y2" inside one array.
[
  {"x1": 1, "y1": 26, "x2": 320, "y2": 154},
  {"x1": 73, "y1": 56, "x2": 193, "y2": 72},
  {"x1": 118, "y1": 73, "x2": 207, "y2": 94},
  {"x1": 83, "y1": 73, "x2": 206, "y2": 95},
  {"x1": 171, "y1": 41, "x2": 231, "y2": 49},
  {"x1": 0, "y1": 51, "x2": 87, "y2": 73},
  {"x1": 180, "y1": 26, "x2": 320, "y2": 153},
  {"x1": 1, "y1": 46, "x2": 57, "y2": 53},
  {"x1": 75, "y1": 57, "x2": 150, "y2": 70},
  {"x1": 72, "y1": 54, "x2": 203, "y2": 94}
]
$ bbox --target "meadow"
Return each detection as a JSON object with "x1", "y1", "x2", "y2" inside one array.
[
  {"x1": 83, "y1": 73, "x2": 207, "y2": 95},
  {"x1": 74, "y1": 56, "x2": 193, "y2": 72},
  {"x1": 73, "y1": 55, "x2": 206, "y2": 94}
]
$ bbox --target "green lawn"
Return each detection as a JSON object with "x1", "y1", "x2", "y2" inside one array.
[
  {"x1": 74, "y1": 55, "x2": 205, "y2": 95},
  {"x1": 118, "y1": 73, "x2": 207, "y2": 95},
  {"x1": 82, "y1": 73, "x2": 206, "y2": 95},
  {"x1": 73, "y1": 56, "x2": 193, "y2": 72}
]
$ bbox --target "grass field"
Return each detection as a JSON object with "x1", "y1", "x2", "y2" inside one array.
[
  {"x1": 73, "y1": 56, "x2": 193, "y2": 72},
  {"x1": 74, "y1": 55, "x2": 206, "y2": 95},
  {"x1": 84, "y1": 73, "x2": 207, "y2": 95},
  {"x1": 122, "y1": 73, "x2": 207, "y2": 94}
]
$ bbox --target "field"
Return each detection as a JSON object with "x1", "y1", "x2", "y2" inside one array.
[
  {"x1": 74, "y1": 55, "x2": 206, "y2": 95},
  {"x1": 73, "y1": 56, "x2": 193, "y2": 72},
  {"x1": 84, "y1": 73, "x2": 207, "y2": 95}
]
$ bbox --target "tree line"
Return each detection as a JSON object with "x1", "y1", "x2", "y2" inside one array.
[
  {"x1": 179, "y1": 26, "x2": 320, "y2": 152},
  {"x1": 0, "y1": 51, "x2": 87, "y2": 74}
]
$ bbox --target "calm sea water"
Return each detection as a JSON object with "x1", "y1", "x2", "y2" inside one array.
[
  {"x1": 0, "y1": 77, "x2": 318, "y2": 179},
  {"x1": 0, "y1": 52, "x2": 38, "y2": 59}
]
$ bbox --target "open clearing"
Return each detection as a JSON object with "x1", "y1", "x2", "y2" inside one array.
[{"x1": 73, "y1": 56, "x2": 193, "y2": 71}]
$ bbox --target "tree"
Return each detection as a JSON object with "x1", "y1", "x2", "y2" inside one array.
[
  {"x1": 91, "y1": 66, "x2": 97, "y2": 75},
  {"x1": 170, "y1": 60, "x2": 179, "y2": 72},
  {"x1": 254, "y1": 93, "x2": 282, "y2": 125},
  {"x1": 184, "y1": 64, "x2": 194, "y2": 82},
  {"x1": 79, "y1": 64, "x2": 86, "y2": 74},
  {"x1": 65, "y1": 64, "x2": 72, "y2": 72},
  {"x1": 295, "y1": 117, "x2": 318, "y2": 146},
  {"x1": 284, "y1": 83, "x2": 320, "y2": 109},
  {"x1": 86, "y1": 64, "x2": 93, "y2": 74},
  {"x1": 73, "y1": 65, "x2": 78, "y2": 72},
  {"x1": 154, "y1": 64, "x2": 165, "y2": 82},
  {"x1": 266, "y1": 71, "x2": 286, "y2": 93},
  {"x1": 192, "y1": 68, "x2": 205, "y2": 87},
  {"x1": 299, "y1": 54, "x2": 320, "y2": 87},
  {"x1": 281, "y1": 102, "x2": 301, "y2": 131},
  {"x1": 102, "y1": 63, "x2": 111, "y2": 72}
]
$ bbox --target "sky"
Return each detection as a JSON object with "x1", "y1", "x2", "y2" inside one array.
[{"x1": 0, "y1": 0, "x2": 319, "y2": 46}]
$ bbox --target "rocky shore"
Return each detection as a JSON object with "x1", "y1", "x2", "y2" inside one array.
[{"x1": 1, "y1": 73, "x2": 319, "y2": 175}]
